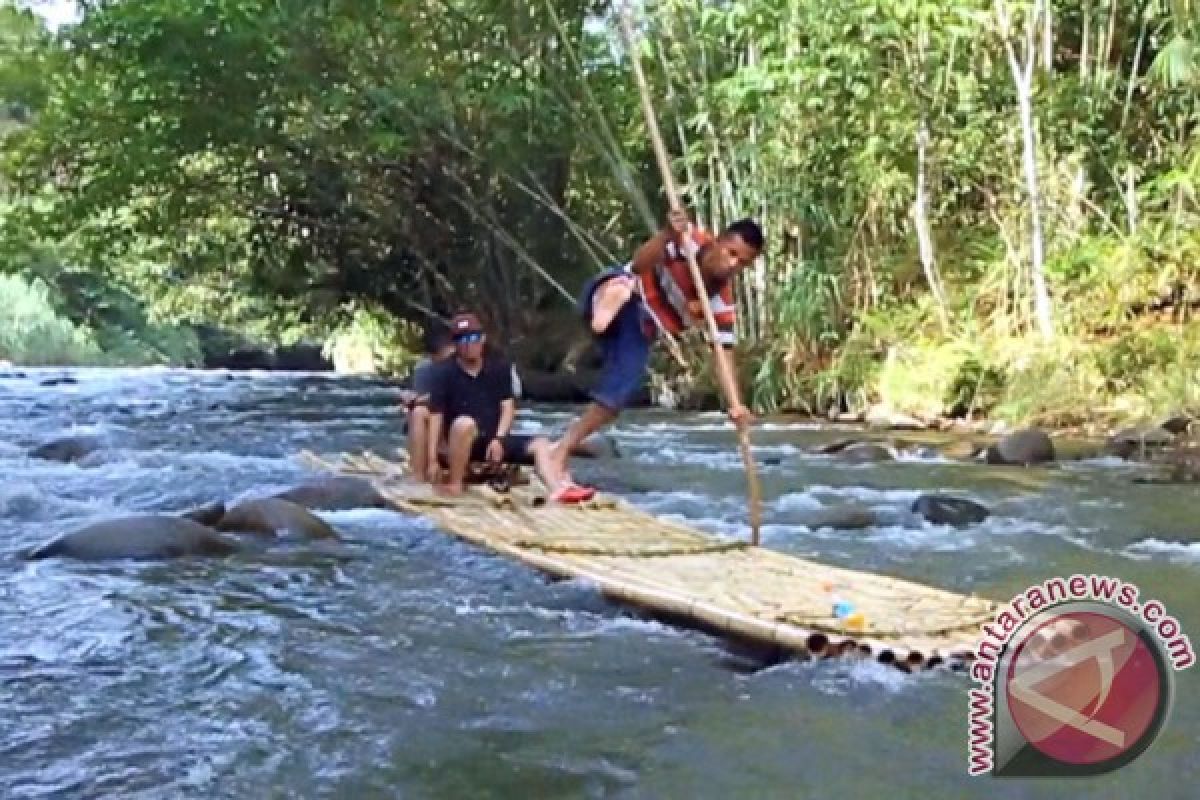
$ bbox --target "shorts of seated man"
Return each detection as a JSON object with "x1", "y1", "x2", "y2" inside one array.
[{"x1": 438, "y1": 433, "x2": 539, "y2": 468}]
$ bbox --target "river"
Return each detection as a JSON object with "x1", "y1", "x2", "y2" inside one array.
[{"x1": 1, "y1": 368, "x2": 1196, "y2": 798}]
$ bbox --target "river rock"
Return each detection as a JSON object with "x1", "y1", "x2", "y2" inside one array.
[
  {"x1": 984, "y1": 428, "x2": 1055, "y2": 466},
  {"x1": 180, "y1": 501, "x2": 227, "y2": 527},
  {"x1": 1106, "y1": 425, "x2": 1176, "y2": 459},
  {"x1": 864, "y1": 405, "x2": 927, "y2": 431},
  {"x1": 834, "y1": 442, "x2": 895, "y2": 464},
  {"x1": 1160, "y1": 414, "x2": 1193, "y2": 435},
  {"x1": 272, "y1": 476, "x2": 392, "y2": 511},
  {"x1": 216, "y1": 498, "x2": 339, "y2": 540},
  {"x1": 571, "y1": 434, "x2": 622, "y2": 459},
  {"x1": 798, "y1": 505, "x2": 878, "y2": 530},
  {"x1": 28, "y1": 434, "x2": 105, "y2": 463},
  {"x1": 28, "y1": 516, "x2": 240, "y2": 561},
  {"x1": 811, "y1": 437, "x2": 859, "y2": 455},
  {"x1": 912, "y1": 494, "x2": 990, "y2": 527}
]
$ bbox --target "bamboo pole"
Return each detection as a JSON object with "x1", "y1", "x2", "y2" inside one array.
[{"x1": 616, "y1": 8, "x2": 763, "y2": 546}]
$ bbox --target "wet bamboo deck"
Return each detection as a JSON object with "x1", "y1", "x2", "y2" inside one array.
[{"x1": 298, "y1": 450, "x2": 998, "y2": 672}]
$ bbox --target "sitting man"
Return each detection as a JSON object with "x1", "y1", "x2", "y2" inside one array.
[
  {"x1": 401, "y1": 330, "x2": 455, "y2": 473},
  {"x1": 422, "y1": 312, "x2": 587, "y2": 499}
]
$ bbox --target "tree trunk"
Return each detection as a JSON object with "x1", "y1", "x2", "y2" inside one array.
[
  {"x1": 915, "y1": 119, "x2": 949, "y2": 332},
  {"x1": 997, "y1": 0, "x2": 1054, "y2": 340},
  {"x1": 1016, "y1": 75, "x2": 1054, "y2": 340}
]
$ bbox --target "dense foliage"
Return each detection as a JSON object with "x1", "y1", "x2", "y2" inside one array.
[{"x1": 1, "y1": 0, "x2": 1197, "y2": 425}]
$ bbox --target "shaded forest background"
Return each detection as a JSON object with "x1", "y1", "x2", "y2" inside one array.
[{"x1": 0, "y1": 0, "x2": 1197, "y2": 427}]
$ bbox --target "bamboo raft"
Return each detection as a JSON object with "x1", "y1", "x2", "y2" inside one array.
[{"x1": 297, "y1": 450, "x2": 1000, "y2": 672}]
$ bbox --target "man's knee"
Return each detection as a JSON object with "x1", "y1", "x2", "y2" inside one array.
[{"x1": 448, "y1": 416, "x2": 477, "y2": 440}]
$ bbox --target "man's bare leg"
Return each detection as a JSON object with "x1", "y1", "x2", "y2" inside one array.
[
  {"x1": 407, "y1": 406, "x2": 430, "y2": 479},
  {"x1": 439, "y1": 416, "x2": 477, "y2": 496},
  {"x1": 538, "y1": 402, "x2": 617, "y2": 490}
]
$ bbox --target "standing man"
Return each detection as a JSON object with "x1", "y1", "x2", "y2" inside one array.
[{"x1": 535, "y1": 209, "x2": 764, "y2": 497}]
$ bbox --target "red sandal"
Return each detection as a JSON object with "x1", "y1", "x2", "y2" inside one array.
[{"x1": 549, "y1": 482, "x2": 596, "y2": 504}]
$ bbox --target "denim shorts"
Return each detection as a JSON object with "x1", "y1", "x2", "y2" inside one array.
[{"x1": 579, "y1": 267, "x2": 653, "y2": 411}]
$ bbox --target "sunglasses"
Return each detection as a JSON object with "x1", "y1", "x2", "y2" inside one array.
[{"x1": 454, "y1": 332, "x2": 483, "y2": 344}]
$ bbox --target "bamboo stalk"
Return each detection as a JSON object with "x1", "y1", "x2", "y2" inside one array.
[{"x1": 617, "y1": 7, "x2": 764, "y2": 546}]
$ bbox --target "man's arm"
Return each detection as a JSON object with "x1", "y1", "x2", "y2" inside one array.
[
  {"x1": 630, "y1": 208, "x2": 691, "y2": 276},
  {"x1": 630, "y1": 228, "x2": 673, "y2": 276},
  {"x1": 495, "y1": 398, "x2": 516, "y2": 439}
]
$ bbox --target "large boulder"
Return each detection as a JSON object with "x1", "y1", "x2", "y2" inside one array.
[
  {"x1": 180, "y1": 501, "x2": 227, "y2": 527},
  {"x1": 912, "y1": 494, "x2": 990, "y2": 527},
  {"x1": 1159, "y1": 414, "x2": 1193, "y2": 435},
  {"x1": 1106, "y1": 425, "x2": 1176, "y2": 460},
  {"x1": 215, "y1": 498, "x2": 339, "y2": 540},
  {"x1": 811, "y1": 438, "x2": 860, "y2": 455},
  {"x1": 833, "y1": 442, "x2": 895, "y2": 464},
  {"x1": 28, "y1": 516, "x2": 240, "y2": 561},
  {"x1": 272, "y1": 476, "x2": 392, "y2": 511},
  {"x1": 28, "y1": 434, "x2": 105, "y2": 464},
  {"x1": 984, "y1": 428, "x2": 1055, "y2": 466},
  {"x1": 797, "y1": 505, "x2": 878, "y2": 530}
]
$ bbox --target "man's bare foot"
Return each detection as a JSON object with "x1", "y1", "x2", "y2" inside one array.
[
  {"x1": 546, "y1": 441, "x2": 576, "y2": 488},
  {"x1": 434, "y1": 482, "x2": 465, "y2": 497}
]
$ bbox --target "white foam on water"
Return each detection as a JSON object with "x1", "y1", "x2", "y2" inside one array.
[
  {"x1": 632, "y1": 489, "x2": 721, "y2": 508},
  {"x1": 776, "y1": 485, "x2": 924, "y2": 509},
  {"x1": 1123, "y1": 538, "x2": 1200, "y2": 564},
  {"x1": 315, "y1": 508, "x2": 411, "y2": 525},
  {"x1": 774, "y1": 493, "x2": 825, "y2": 512},
  {"x1": 454, "y1": 601, "x2": 584, "y2": 621},
  {"x1": 157, "y1": 450, "x2": 296, "y2": 471},
  {"x1": 631, "y1": 447, "x2": 738, "y2": 468},
  {"x1": 0, "y1": 482, "x2": 46, "y2": 518},
  {"x1": 891, "y1": 449, "x2": 953, "y2": 464},
  {"x1": 855, "y1": 523, "x2": 980, "y2": 552},
  {"x1": 579, "y1": 615, "x2": 684, "y2": 638},
  {"x1": 0, "y1": 481, "x2": 113, "y2": 520},
  {"x1": 1065, "y1": 456, "x2": 1132, "y2": 469},
  {"x1": 804, "y1": 658, "x2": 923, "y2": 696}
]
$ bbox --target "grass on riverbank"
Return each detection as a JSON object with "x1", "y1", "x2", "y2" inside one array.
[
  {"x1": 745, "y1": 304, "x2": 1200, "y2": 432},
  {"x1": 0, "y1": 273, "x2": 203, "y2": 367}
]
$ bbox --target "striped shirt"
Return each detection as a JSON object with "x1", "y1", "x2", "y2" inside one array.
[{"x1": 633, "y1": 228, "x2": 737, "y2": 346}]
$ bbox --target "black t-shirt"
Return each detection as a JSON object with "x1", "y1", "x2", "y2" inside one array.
[{"x1": 427, "y1": 356, "x2": 515, "y2": 441}]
